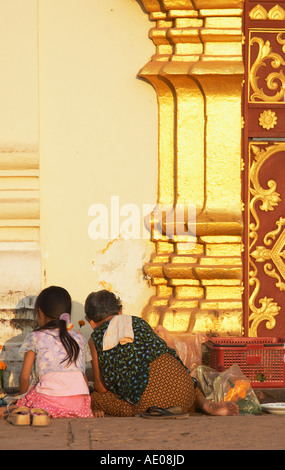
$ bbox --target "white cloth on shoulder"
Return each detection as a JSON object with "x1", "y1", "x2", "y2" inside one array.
[{"x1": 102, "y1": 314, "x2": 134, "y2": 351}]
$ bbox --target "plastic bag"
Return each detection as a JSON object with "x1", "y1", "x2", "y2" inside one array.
[
  {"x1": 213, "y1": 364, "x2": 262, "y2": 414},
  {"x1": 195, "y1": 365, "x2": 221, "y2": 401},
  {"x1": 155, "y1": 326, "x2": 207, "y2": 372},
  {"x1": 196, "y1": 364, "x2": 262, "y2": 415}
]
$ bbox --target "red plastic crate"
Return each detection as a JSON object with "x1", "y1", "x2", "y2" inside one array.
[{"x1": 204, "y1": 337, "x2": 285, "y2": 388}]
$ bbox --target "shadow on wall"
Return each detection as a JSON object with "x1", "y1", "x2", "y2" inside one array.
[{"x1": 0, "y1": 295, "x2": 36, "y2": 390}]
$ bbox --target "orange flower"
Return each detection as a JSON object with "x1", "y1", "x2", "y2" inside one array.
[
  {"x1": 78, "y1": 320, "x2": 85, "y2": 328},
  {"x1": 0, "y1": 362, "x2": 7, "y2": 370},
  {"x1": 224, "y1": 379, "x2": 251, "y2": 402}
]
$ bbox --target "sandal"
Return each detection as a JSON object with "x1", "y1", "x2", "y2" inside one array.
[
  {"x1": 140, "y1": 406, "x2": 189, "y2": 419},
  {"x1": 31, "y1": 408, "x2": 50, "y2": 426},
  {"x1": 8, "y1": 407, "x2": 30, "y2": 426}
]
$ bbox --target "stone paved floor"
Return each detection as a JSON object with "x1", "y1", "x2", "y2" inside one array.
[{"x1": 0, "y1": 412, "x2": 284, "y2": 451}]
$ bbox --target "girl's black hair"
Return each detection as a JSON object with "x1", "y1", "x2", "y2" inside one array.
[
  {"x1": 84, "y1": 290, "x2": 122, "y2": 323},
  {"x1": 34, "y1": 286, "x2": 79, "y2": 365}
]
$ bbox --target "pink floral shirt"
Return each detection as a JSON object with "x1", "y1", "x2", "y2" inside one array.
[
  {"x1": 19, "y1": 329, "x2": 91, "y2": 396},
  {"x1": 19, "y1": 329, "x2": 91, "y2": 377}
]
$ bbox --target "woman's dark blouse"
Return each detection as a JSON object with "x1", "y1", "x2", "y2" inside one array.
[{"x1": 91, "y1": 316, "x2": 186, "y2": 405}]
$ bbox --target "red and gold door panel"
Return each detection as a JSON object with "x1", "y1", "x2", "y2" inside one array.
[{"x1": 243, "y1": 0, "x2": 285, "y2": 336}]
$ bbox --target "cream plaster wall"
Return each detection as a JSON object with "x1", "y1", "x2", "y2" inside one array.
[
  {"x1": 38, "y1": 0, "x2": 158, "y2": 333},
  {"x1": 0, "y1": 0, "x2": 40, "y2": 304},
  {"x1": 0, "y1": 0, "x2": 158, "y2": 385},
  {"x1": 0, "y1": 0, "x2": 40, "y2": 386},
  {"x1": 0, "y1": 0, "x2": 157, "y2": 386},
  {"x1": 0, "y1": 0, "x2": 40, "y2": 300},
  {"x1": 0, "y1": 0, "x2": 38, "y2": 146}
]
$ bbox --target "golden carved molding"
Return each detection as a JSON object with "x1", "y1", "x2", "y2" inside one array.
[
  {"x1": 248, "y1": 143, "x2": 285, "y2": 336},
  {"x1": 139, "y1": 0, "x2": 243, "y2": 67},
  {"x1": 139, "y1": 0, "x2": 244, "y2": 12},
  {"x1": 137, "y1": 1, "x2": 244, "y2": 335}
]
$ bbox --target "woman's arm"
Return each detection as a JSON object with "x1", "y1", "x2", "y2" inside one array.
[
  {"x1": 88, "y1": 337, "x2": 108, "y2": 393},
  {"x1": 19, "y1": 350, "x2": 35, "y2": 394}
]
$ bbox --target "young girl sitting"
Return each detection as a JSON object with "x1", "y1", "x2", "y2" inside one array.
[{"x1": 14, "y1": 286, "x2": 97, "y2": 418}]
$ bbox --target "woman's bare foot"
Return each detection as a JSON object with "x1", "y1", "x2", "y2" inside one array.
[
  {"x1": 93, "y1": 409, "x2": 105, "y2": 418},
  {"x1": 194, "y1": 387, "x2": 239, "y2": 416},
  {"x1": 201, "y1": 400, "x2": 239, "y2": 416}
]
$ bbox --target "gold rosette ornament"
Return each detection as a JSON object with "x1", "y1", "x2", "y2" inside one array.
[{"x1": 259, "y1": 110, "x2": 277, "y2": 130}]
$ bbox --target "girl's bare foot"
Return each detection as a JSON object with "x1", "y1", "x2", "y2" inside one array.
[
  {"x1": 201, "y1": 400, "x2": 239, "y2": 416},
  {"x1": 0, "y1": 406, "x2": 8, "y2": 419},
  {"x1": 0, "y1": 404, "x2": 17, "y2": 419}
]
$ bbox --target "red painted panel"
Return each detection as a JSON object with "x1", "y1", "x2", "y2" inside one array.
[{"x1": 243, "y1": 1, "x2": 285, "y2": 337}]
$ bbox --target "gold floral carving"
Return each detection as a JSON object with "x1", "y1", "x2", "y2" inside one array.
[
  {"x1": 249, "y1": 144, "x2": 281, "y2": 214},
  {"x1": 249, "y1": 5, "x2": 285, "y2": 20},
  {"x1": 251, "y1": 217, "x2": 285, "y2": 291},
  {"x1": 249, "y1": 34, "x2": 285, "y2": 102},
  {"x1": 248, "y1": 143, "x2": 285, "y2": 336},
  {"x1": 248, "y1": 283, "x2": 281, "y2": 337},
  {"x1": 268, "y1": 5, "x2": 285, "y2": 20},
  {"x1": 249, "y1": 4, "x2": 267, "y2": 20},
  {"x1": 259, "y1": 110, "x2": 277, "y2": 129}
]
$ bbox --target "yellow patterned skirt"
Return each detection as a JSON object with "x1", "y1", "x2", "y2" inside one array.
[{"x1": 91, "y1": 352, "x2": 196, "y2": 417}]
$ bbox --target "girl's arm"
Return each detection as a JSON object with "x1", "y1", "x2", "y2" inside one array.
[
  {"x1": 88, "y1": 338, "x2": 108, "y2": 393},
  {"x1": 19, "y1": 350, "x2": 35, "y2": 394}
]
